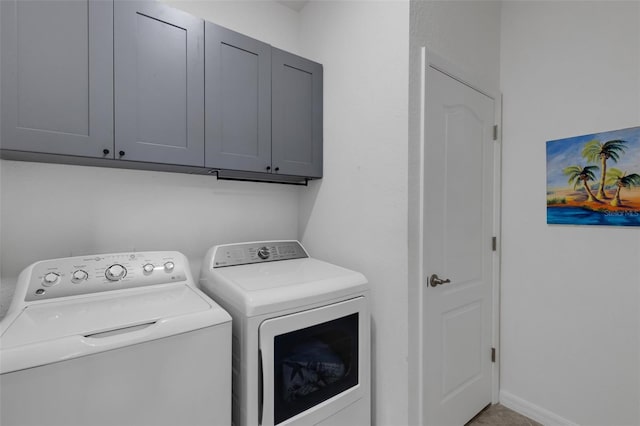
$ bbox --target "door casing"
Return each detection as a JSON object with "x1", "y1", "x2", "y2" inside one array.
[{"x1": 408, "y1": 46, "x2": 502, "y2": 425}]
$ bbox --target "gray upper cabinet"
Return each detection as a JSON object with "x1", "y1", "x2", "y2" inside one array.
[
  {"x1": 0, "y1": 0, "x2": 113, "y2": 158},
  {"x1": 114, "y1": 1, "x2": 204, "y2": 167},
  {"x1": 272, "y1": 48, "x2": 323, "y2": 178},
  {"x1": 1, "y1": 1, "x2": 322, "y2": 182},
  {"x1": 205, "y1": 23, "x2": 271, "y2": 173}
]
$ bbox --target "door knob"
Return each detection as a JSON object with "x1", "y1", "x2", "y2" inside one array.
[{"x1": 429, "y1": 274, "x2": 451, "y2": 287}]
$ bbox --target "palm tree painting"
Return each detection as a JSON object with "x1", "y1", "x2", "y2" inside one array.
[
  {"x1": 547, "y1": 126, "x2": 640, "y2": 226},
  {"x1": 581, "y1": 139, "x2": 626, "y2": 200},
  {"x1": 562, "y1": 165, "x2": 599, "y2": 202},
  {"x1": 606, "y1": 168, "x2": 640, "y2": 207}
]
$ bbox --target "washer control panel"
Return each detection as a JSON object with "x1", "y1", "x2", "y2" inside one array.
[
  {"x1": 25, "y1": 252, "x2": 188, "y2": 301},
  {"x1": 212, "y1": 241, "x2": 308, "y2": 268}
]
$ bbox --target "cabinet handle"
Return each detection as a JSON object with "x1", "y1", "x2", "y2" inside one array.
[
  {"x1": 103, "y1": 149, "x2": 110, "y2": 155},
  {"x1": 119, "y1": 150, "x2": 125, "y2": 157},
  {"x1": 275, "y1": 167, "x2": 280, "y2": 172},
  {"x1": 266, "y1": 166, "x2": 271, "y2": 171}
]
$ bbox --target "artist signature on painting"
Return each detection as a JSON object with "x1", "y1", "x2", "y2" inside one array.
[{"x1": 604, "y1": 210, "x2": 640, "y2": 217}]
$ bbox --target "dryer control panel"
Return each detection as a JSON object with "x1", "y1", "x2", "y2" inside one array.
[
  {"x1": 212, "y1": 241, "x2": 308, "y2": 268},
  {"x1": 23, "y1": 252, "x2": 188, "y2": 302}
]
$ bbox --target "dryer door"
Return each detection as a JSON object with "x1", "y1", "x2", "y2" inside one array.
[{"x1": 259, "y1": 296, "x2": 369, "y2": 426}]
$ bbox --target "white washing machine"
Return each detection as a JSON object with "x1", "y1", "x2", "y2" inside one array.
[
  {"x1": 199, "y1": 241, "x2": 370, "y2": 426},
  {"x1": 0, "y1": 251, "x2": 232, "y2": 426}
]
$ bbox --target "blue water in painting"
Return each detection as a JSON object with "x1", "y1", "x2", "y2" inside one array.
[{"x1": 547, "y1": 207, "x2": 640, "y2": 226}]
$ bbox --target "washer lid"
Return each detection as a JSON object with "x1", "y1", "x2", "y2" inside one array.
[
  {"x1": 206, "y1": 258, "x2": 368, "y2": 316},
  {"x1": 0, "y1": 284, "x2": 231, "y2": 374},
  {"x1": 1, "y1": 284, "x2": 215, "y2": 348}
]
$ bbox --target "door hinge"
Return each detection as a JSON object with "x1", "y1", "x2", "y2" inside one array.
[
  {"x1": 493, "y1": 124, "x2": 498, "y2": 141},
  {"x1": 492, "y1": 236, "x2": 497, "y2": 251},
  {"x1": 491, "y1": 347, "x2": 496, "y2": 363}
]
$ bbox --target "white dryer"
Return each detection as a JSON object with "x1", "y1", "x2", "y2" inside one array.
[
  {"x1": 199, "y1": 241, "x2": 370, "y2": 426},
  {"x1": 0, "y1": 251, "x2": 232, "y2": 426}
]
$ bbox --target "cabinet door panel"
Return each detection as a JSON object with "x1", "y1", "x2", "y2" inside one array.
[
  {"x1": 205, "y1": 23, "x2": 271, "y2": 172},
  {"x1": 115, "y1": 1, "x2": 204, "y2": 166},
  {"x1": 1, "y1": 0, "x2": 113, "y2": 157},
  {"x1": 272, "y1": 49, "x2": 323, "y2": 178}
]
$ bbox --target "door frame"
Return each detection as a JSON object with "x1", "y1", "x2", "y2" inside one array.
[{"x1": 408, "y1": 46, "x2": 502, "y2": 425}]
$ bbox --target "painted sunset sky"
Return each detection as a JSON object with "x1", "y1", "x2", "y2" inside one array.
[{"x1": 546, "y1": 126, "x2": 640, "y2": 190}]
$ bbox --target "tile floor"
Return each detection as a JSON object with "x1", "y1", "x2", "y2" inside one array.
[{"x1": 466, "y1": 404, "x2": 542, "y2": 426}]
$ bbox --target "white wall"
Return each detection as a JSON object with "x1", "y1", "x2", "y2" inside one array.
[
  {"x1": 0, "y1": 162, "x2": 300, "y2": 316},
  {"x1": 407, "y1": 1, "x2": 502, "y2": 423},
  {"x1": 0, "y1": 1, "x2": 302, "y2": 318},
  {"x1": 297, "y1": 1, "x2": 410, "y2": 424},
  {"x1": 500, "y1": 2, "x2": 640, "y2": 425},
  {"x1": 164, "y1": 0, "x2": 301, "y2": 54},
  {"x1": 410, "y1": 0, "x2": 501, "y2": 91}
]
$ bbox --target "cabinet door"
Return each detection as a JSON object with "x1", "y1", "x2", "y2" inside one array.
[
  {"x1": 205, "y1": 23, "x2": 271, "y2": 173},
  {"x1": 272, "y1": 49, "x2": 323, "y2": 178},
  {"x1": 0, "y1": 0, "x2": 113, "y2": 158},
  {"x1": 114, "y1": 1, "x2": 204, "y2": 166}
]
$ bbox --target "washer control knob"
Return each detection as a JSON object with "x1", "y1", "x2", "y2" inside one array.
[
  {"x1": 164, "y1": 261, "x2": 175, "y2": 272},
  {"x1": 42, "y1": 272, "x2": 60, "y2": 287},
  {"x1": 105, "y1": 264, "x2": 127, "y2": 281},
  {"x1": 257, "y1": 247, "x2": 270, "y2": 260},
  {"x1": 71, "y1": 270, "x2": 89, "y2": 283},
  {"x1": 143, "y1": 263, "x2": 155, "y2": 274}
]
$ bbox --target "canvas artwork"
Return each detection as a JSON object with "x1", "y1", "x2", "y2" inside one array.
[{"x1": 546, "y1": 126, "x2": 640, "y2": 226}]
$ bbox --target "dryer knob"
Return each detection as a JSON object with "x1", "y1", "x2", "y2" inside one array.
[
  {"x1": 143, "y1": 263, "x2": 155, "y2": 274},
  {"x1": 42, "y1": 272, "x2": 60, "y2": 287},
  {"x1": 257, "y1": 247, "x2": 270, "y2": 260},
  {"x1": 164, "y1": 261, "x2": 175, "y2": 272},
  {"x1": 105, "y1": 264, "x2": 127, "y2": 281}
]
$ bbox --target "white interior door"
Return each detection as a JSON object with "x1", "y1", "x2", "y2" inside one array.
[{"x1": 422, "y1": 65, "x2": 496, "y2": 425}]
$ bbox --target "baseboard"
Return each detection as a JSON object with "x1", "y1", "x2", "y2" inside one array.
[{"x1": 499, "y1": 390, "x2": 578, "y2": 426}]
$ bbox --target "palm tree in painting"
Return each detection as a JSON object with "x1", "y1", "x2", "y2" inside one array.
[
  {"x1": 581, "y1": 139, "x2": 627, "y2": 200},
  {"x1": 605, "y1": 168, "x2": 640, "y2": 207},
  {"x1": 563, "y1": 165, "x2": 600, "y2": 202}
]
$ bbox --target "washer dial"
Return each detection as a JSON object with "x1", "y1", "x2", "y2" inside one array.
[
  {"x1": 71, "y1": 270, "x2": 89, "y2": 283},
  {"x1": 105, "y1": 264, "x2": 127, "y2": 281},
  {"x1": 164, "y1": 261, "x2": 175, "y2": 272},
  {"x1": 42, "y1": 272, "x2": 60, "y2": 287},
  {"x1": 143, "y1": 263, "x2": 155, "y2": 274}
]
